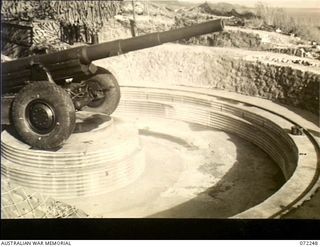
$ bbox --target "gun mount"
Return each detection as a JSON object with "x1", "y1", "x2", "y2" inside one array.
[{"x1": 1, "y1": 19, "x2": 224, "y2": 149}]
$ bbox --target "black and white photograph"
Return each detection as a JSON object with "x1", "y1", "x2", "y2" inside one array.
[{"x1": 1, "y1": 0, "x2": 320, "y2": 240}]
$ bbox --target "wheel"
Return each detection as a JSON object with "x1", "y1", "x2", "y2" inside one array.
[
  {"x1": 12, "y1": 81, "x2": 76, "y2": 149},
  {"x1": 83, "y1": 68, "x2": 121, "y2": 115}
]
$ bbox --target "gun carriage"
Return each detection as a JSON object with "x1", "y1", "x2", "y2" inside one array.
[{"x1": 1, "y1": 19, "x2": 224, "y2": 149}]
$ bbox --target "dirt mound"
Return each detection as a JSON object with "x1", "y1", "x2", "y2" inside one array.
[
  {"x1": 95, "y1": 44, "x2": 320, "y2": 115},
  {"x1": 175, "y1": 30, "x2": 261, "y2": 49},
  {"x1": 188, "y1": 2, "x2": 256, "y2": 19}
]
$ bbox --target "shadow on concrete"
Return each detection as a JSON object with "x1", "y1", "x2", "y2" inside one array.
[
  {"x1": 147, "y1": 128, "x2": 285, "y2": 218},
  {"x1": 139, "y1": 129, "x2": 198, "y2": 150},
  {"x1": 74, "y1": 114, "x2": 111, "y2": 133}
]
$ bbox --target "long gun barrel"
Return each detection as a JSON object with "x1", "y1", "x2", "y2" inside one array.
[
  {"x1": 1, "y1": 19, "x2": 224, "y2": 149},
  {"x1": 3, "y1": 19, "x2": 223, "y2": 73},
  {"x1": 83, "y1": 18, "x2": 224, "y2": 63},
  {"x1": 2, "y1": 19, "x2": 224, "y2": 94}
]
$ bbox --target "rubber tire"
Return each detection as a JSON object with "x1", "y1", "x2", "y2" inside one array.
[
  {"x1": 83, "y1": 70, "x2": 121, "y2": 115},
  {"x1": 12, "y1": 81, "x2": 76, "y2": 149}
]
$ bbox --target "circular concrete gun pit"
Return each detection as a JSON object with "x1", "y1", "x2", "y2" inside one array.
[{"x1": 2, "y1": 87, "x2": 318, "y2": 218}]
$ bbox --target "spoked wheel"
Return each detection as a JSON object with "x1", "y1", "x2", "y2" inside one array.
[
  {"x1": 12, "y1": 81, "x2": 76, "y2": 149},
  {"x1": 83, "y1": 68, "x2": 121, "y2": 115}
]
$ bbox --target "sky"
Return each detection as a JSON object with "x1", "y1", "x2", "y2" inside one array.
[{"x1": 177, "y1": 0, "x2": 320, "y2": 8}]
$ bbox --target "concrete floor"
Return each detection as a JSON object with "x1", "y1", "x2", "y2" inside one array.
[{"x1": 63, "y1": 116, "x2": 284, "y2": 218}]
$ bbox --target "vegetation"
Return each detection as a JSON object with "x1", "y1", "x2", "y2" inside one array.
[
  {"x1": 161, "y1": 1, "x2": 320, "y2": 43},
  {"x1": 255, "y1": 2, "x2": 320, "y2": 42}
]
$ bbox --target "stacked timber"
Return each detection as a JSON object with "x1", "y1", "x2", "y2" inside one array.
[
  {"x1": 1, "y1": 1, "x2": 122, "y2": 23},
  {"x1": 32, "y1": 21, "x2": 60, "y2": 45},
  {"x1": 1, "y1": 1, "x2": 123, "y2": 38},
  {"x1": 31, "y1": 20, "x2": 71, "y2": 53},
  {"x1": 1, "y1": 43, "x2": 29, "y2": 58},
  {"x1": 2, "y1": 22, "x2": 33, "y2": 46},
  {"x1": 1, "y1": 1, "x2": 36, "y2": 21},
  {"x1": 53, "y1": 1, "x2": 123, "y2": 34},
  {"x1": 1, "y1": 1, "x2": 123, "y2": 56}
]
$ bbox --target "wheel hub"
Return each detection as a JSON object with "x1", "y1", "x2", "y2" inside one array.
[{"x1": 26, "y1": 101, "x2": 56, "y2": 134}]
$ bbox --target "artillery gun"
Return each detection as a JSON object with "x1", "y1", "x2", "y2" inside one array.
[{"x1": 1, "y1": 19, "x2": 224, "y2": 149}]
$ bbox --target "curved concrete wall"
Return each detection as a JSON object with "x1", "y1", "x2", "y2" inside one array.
[
  {"x1": 118, "y1": 88, "x2": 298, "y2": 180},
  {"x1": 115, "y1": 86, "x2": 319, "y2": 218},
  {"x1": 95, "y1": 44, "x2": 320, "y2": 115}
]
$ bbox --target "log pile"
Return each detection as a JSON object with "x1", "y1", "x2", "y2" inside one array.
[
  {"x1": 1, "y1": 0, "x2": 123, "y2": 33},
  {"x1": 1, "y1": 1, "x2": 36, "y2": 21},
  {"x1": 31, "y1": 20, "x2": 71, "y2": 53},
  {"x1": 1, "y1": 1, "x2": 123, "y2": 57},
  {"x1": 1, "y1": 42, "x2": 30, "y2": 58},
  {"x1": 2, "y1": 22, "x2": 33, "y2": 47},
  {"x1": 54, "y1": 1, "x2": 122, "y2": 33},
  {"x1": 32, "y1": 21, "x2": 60, "y2": 45},
  {"x1": 1, "y1": 19, "x2": 69, "y2": 58}
]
